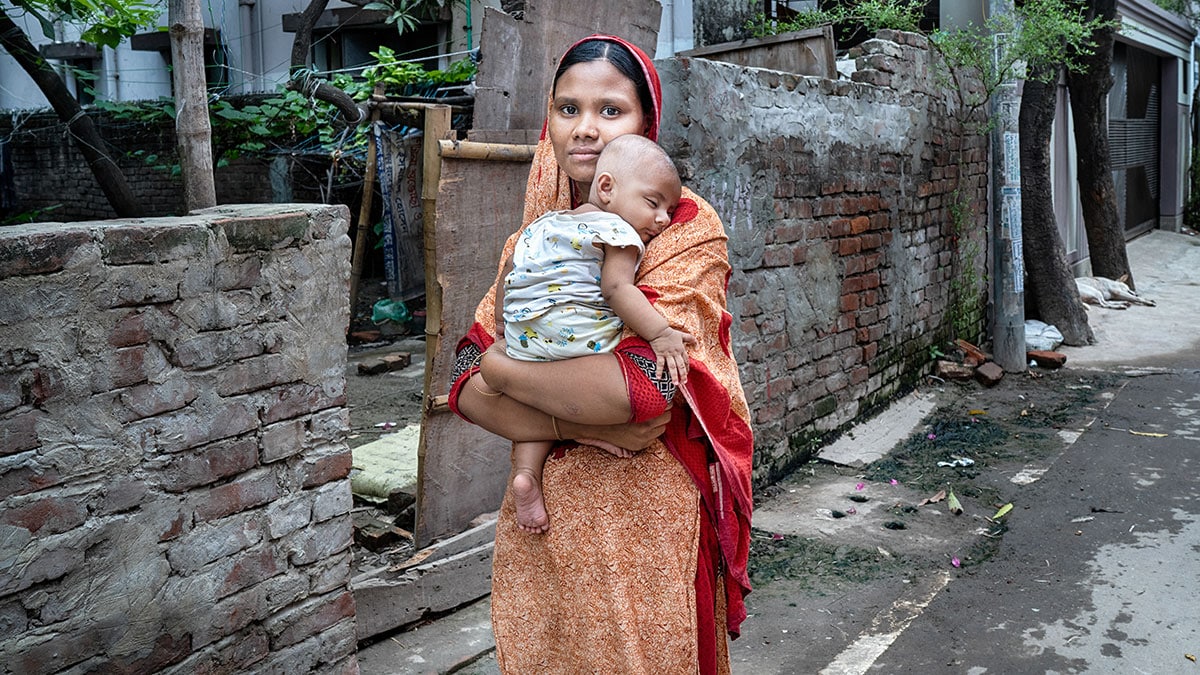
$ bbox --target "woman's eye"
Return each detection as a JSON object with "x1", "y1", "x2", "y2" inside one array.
[
  {"x1": 559, "y1": 104, "x2": 577, "y2": 115},
  {"x1": 601, "y1": 105, "x2": 621, "y2": 116}
]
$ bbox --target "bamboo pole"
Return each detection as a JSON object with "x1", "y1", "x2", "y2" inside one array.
[
  {"x1": 348, "y1": 86, "x2": 384, "y2": 325},
  {"x1": 437, "y1": 139, "x2": 536, "y2": 162},
  {"x1": 415, "y1": 104, "x2": 452, "y2": 548}
]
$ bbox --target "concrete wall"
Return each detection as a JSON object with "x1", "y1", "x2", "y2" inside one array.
[
  {"x1": 659, "y1": 30, "x2": 990, "y2": 483},
  {"x1": 0, "y1": 204, "x2": 358, "y2": 673}
]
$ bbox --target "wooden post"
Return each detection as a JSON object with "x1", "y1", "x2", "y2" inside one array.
[
  {"x1": 415, "y1": 104, "x2": 452, "y2": 548},
  {"x1": 348, "y1": 86, "x2": 384, "y2": 320},
  {"x1": 168, "y1": 0, "x2": 216, "y2": 211}
]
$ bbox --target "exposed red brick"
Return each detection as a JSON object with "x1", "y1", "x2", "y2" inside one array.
[
  {"x1": 0, "y1": 465, "x2": 61, "y2": 500},
  {"x1": 839, "y1": 294, "x2": 860, "y2": 312},
  {"x1": 849, "y1": 365, "x2": 870, "y2": 385},
  {"x1": 302, "y1": 452, "x2": 352, "y2": 488},
  {"x1": 196, "y1": 474, "x2": 280, "y2": 522},
  {"x1": 220, "y1": 548, "x2": 282, "y2": 598},
  {"x1": 1027, "y1": 350, "x2": 1067, "y2": 369},
  {"x1": 109, "y1": 310, "x2": 150, "y2": 347},
  {"x1": 862, "y1": 342, "x2": 879, "y2": 361},
  {"x1": 0, "y1": 411, "x2": 40, "y2": 456},
  {"x1": 1, "y1": 496, "x2": 87, "y2": 534},
  {"x1": 974, "y1": 361, "x2": 1005, "y2": 387},
  {"x1": 838, "y1": 238, "x2": 861, "y2": 256}
]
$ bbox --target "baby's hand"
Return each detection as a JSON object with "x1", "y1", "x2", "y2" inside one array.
[{"x1": 648, "y1": 328, "x2": 695, "y2": 387}]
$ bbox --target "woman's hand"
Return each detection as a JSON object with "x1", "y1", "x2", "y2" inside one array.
[{"x1": 566, "y1": 411, "x2": 671, "y2": 454}]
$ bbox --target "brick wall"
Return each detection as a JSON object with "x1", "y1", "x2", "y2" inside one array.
[
  {"x1": 659, "y1": 31, "x2": 990, "y2": 483},
  {"x1": 0, "y1": 112, "x2": 335, "y2": 221},
  {"x1": 0, "y1": 204, "x2": 358, "y2": 673}
]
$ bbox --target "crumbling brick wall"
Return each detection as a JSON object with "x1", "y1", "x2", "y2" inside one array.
[
  {"x1": 659, "y1": 31, "x2": 990, "y2": 483},
  {"x1": 0, "y1": 204, "x2": 358, "y2": 673},
  {"x1": 0, "y1": 112, "x2": 334, "y2": 221}
]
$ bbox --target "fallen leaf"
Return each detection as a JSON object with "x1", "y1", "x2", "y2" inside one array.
[
  {"x1": 919, "y1": 490, "x2": 947, "y2": 506},
  {"x1": 1129, "y1": 430, "x2": 1168, "y2": 438},
  {"x1": 993, "y1": 503, "x2": 1013, "y2": 520},
  {"x1": 947, "y1": 490, "x2": 963, "y2": 515},
  {"x1": 1185, "y1": 653, "x2": 1196, "y2": 662},
  {"x1": 968, "y1": 409, "x2": 987, "y2": 416}
]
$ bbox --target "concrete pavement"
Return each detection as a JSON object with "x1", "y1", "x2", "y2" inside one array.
[{"x1": 356, "y1": 228, "x2": 1200, "y2": 673}]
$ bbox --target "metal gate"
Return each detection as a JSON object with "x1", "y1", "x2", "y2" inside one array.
[{"x1": 1110, "y1": 42, "x2": 1162, "y2": 237}]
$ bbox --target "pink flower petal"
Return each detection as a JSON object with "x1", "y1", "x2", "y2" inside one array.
[
  {"x1": 772, "y1": 533, "x2": 784, "y2": 541},
  {"x1": 846, "y1": 507, "x2": 857, "y2": 515},
  {"x1": 951, "y1": 557, "x2": 961, "y2": 568},
  {"x1": 890, "y1": 479, "x2": 899, "y2": 486},
  {"x1": 927, "y1": 433, "x2": 937, "y2": 440},
  {"x1": 855, "y1": 482, "x2": 865, "y2": 491}
]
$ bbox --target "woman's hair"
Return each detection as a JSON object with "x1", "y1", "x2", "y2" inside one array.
[{"x1": 552, "y1": 39, "x2": 654, "y2": 122}]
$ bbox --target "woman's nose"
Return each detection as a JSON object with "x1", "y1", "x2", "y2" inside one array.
[{"x1": 573, "y1": 113, "x2": 598, "y2": 139}]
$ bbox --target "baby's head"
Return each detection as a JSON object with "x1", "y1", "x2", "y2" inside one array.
[{"x1": 589, "y1": 134, "x2": 682, "y2": 243}]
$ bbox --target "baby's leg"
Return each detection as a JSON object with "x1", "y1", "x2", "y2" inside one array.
[{"x1": 511, "y1": 440, "x2": 552, "y2": 534}]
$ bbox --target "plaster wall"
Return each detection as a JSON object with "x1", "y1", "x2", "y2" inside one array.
[
  {"x1": 0, "y1": 204, "x2": 358, "y2": 673},
  {"x1": 658, "y1": 31, "x2": 990, "y2": 482}
]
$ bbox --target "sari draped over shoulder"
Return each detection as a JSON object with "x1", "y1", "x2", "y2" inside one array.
[{"x1": 447, "y1": 35, "x2": 753, "y2": 674}]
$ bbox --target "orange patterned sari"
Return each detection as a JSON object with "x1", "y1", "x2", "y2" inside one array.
[{"x1": 449, "y1": 35, "x2": 753, "y2": 674}]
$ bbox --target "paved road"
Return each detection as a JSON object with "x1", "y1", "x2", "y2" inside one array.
[{"x1": 837, "y1": 368, "x2": 1200, "y2": 674}]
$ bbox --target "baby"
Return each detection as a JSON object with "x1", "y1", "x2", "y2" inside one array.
[{"x1": 481, "y1": 133, "x2": 693, "y2": 533}]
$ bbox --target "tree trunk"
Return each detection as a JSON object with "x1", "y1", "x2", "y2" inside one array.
[
  {"x1": 1020, "y1": 71, "x2": 1095, "y2": 346},
  {"x1": 285, "y1": 0, "x2": 364, "y2": 122},
  {"x1": 169, "y1": 0, "x2": 216, "y2": 211},
  {"x1": 1066, "y1": 0, "x2": 1132, "y2": 287},
  {"x1": 0, "y1": 7, "x2": 142, "y2": 217}
]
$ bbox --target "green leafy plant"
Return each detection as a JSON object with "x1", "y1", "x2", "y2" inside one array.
[
  {"x1": 7, "y1": 0, "x2": 160, "y2": 49},
  {"x1": 746, "y1": 0, "x2": 923, "y2": 39}
]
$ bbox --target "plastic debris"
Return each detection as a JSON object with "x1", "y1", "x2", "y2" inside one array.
[
  {"x1": 937, "y1": 456, "x2": 976, "y2": 468},
  {"x1": 372, "y1": 298, "x2": 411, "y2": 324},
  {"x1": 993, "y1": 503, "x2": 1013, "y2": 520},
  {"x1": 1025, "y1": 319, "x2": 1064, "y2": 351},
  {"x1": 947, "y1": 490, "x2": 964, "y2": 515}
]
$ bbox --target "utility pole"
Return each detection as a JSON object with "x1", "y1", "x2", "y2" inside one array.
[
  {"x1": 169, "y1": 0, "x2": 216, "y2": 211},
  {"x1": 988, "y1": 0, "x2": 1026, "y2": 372}
]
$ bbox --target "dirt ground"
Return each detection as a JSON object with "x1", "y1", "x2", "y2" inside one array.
[
  {"x1": 750, "y1": 366, "x2": 1125, "y2": 590},
  {"x1": 345, "y1": 277, "x2": 429, "y2": 447}
]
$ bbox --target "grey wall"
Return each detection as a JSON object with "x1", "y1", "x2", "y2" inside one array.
[
  {"x1": 0, "y1": 204, "x2": 359, "y2": 673},
  {"x1": 659, "y1": 31, "x2": 990, "y2": 481}
]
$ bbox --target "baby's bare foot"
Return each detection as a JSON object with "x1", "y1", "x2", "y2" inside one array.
[{"x1": 512, "y1": 469, "x2": 549, "y2": 534}]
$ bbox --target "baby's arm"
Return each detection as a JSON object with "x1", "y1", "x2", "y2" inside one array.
[{"x1": 600, "y1": 244, "x2": 695, "y2": 385}]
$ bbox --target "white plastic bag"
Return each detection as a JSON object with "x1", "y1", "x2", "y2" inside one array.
[{"x1": 1024, "y1": 319, "x2": 1063, "y2": 351}]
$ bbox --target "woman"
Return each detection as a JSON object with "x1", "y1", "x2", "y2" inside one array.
[{"x1": 449, "y1": 35, "x2": 754, "y2": 673}]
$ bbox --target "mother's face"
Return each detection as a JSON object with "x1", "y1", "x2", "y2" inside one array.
[{"x1": 548, "y1": 60, "x2": 649, "y2": 185}]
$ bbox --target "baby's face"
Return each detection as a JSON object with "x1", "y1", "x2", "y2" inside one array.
[{"x1": 607, "y1": 169, "x2": 682, "y2": 244}]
